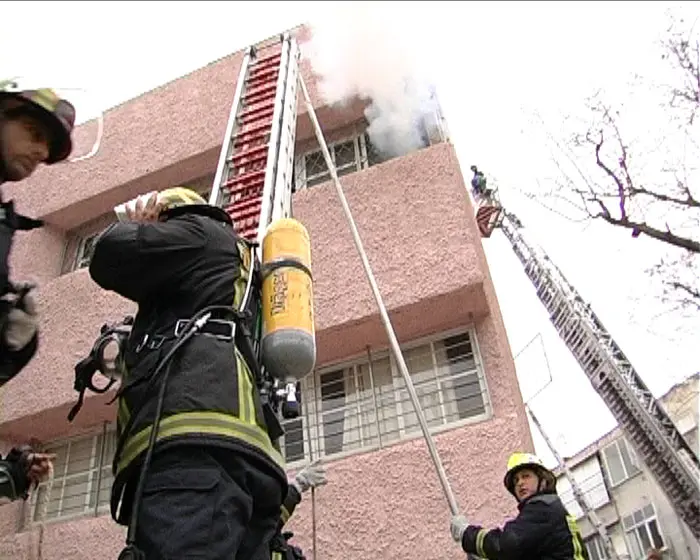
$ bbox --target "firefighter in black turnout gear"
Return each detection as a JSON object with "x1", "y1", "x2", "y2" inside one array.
[
  {"x1": 450, "y1": 452, "x2": 588, "y2": 560},
  {"x1": 88, "y1": 187, "x2": 287, "y2": 560},
  {"x1": 0, "y1": 84, "x2": 76, "y2": 501}
]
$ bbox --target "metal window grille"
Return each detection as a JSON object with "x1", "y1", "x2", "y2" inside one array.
[
  {"x1": 30, "y1": 426, "x2": 116, "y2": 524},
  {"x1": 278, "y1": 329, "x2": 492, "y2": 465}
]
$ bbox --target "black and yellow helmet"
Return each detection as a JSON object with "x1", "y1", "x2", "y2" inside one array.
[
  {"x1": 157, "y1": 187, "x2": 207, "y2": 212},
  {"x1": 0, "y1": 82, "x2": 76, "y2": 164},
  {"x1": 503, "y1": 452, "x2": 555, "y2": 497}
]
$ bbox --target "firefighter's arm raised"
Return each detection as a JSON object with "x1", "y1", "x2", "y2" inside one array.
[
  {"x1": 452, "y1": 503, "x2": 553, "y2": 560},
  {"x1": 89, "y1": 217, "x2": 207, "y2": 302}
]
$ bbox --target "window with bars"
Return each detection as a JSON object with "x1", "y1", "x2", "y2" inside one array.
[
  {"x1": 622, "y1": 504, "x2": 665, "y2": 560},
  {"x1": 601, "y1": 438, "x2": 641, "y2": 487},
  {"x1": 30, "y1": 428, "x2": 116, "y2": 523},
  {"x1": 277, "y1": 330, "x2": 491, "y2": 464},
  {"x1": 293, "y1": 124, "x2": 437, "y2": 191}
]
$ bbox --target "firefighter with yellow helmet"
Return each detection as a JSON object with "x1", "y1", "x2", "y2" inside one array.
[
  {"x1": 89, "y1": 187, "x2": 287, "y2": 559},
  {"x1": 450, "y1": 452, "x2": 589, "y2": 560},
  {"x1": 0, "y1": 82, "x2": 76, "y2": 502}
]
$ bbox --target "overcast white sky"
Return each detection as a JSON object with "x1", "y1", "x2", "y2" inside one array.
[{"x1": 2, "y1": 1, "x2": 698, "y2": 469}]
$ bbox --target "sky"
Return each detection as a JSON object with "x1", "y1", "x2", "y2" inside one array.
[{"x1": 2, "y1": 1, "x2": 698, "y2": 470}]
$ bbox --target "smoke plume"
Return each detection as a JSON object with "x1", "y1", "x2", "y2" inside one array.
[{"x1": 302, "y1": 3, "x2": 442, "y2": 159}]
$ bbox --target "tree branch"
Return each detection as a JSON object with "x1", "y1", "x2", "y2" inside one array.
[{"x1": 667, "y1": 281, "x2": 700, "y2": 306}]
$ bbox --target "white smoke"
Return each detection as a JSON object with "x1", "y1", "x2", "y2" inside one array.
[{"x1": 302, "y1": 3, "x2": 442, "y2": 159}]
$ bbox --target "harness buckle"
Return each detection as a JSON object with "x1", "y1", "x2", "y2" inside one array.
[{"x1": 174, "y1": 318, "x2": 236, "y2": 341}]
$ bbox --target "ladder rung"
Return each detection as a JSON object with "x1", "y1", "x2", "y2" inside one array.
[
  {"x1": 238, "y1": 105, "x2": 275, "y2": 126},
  {"x1": 224, "y1": 168, "x2": 266, "y2": 190},
  {"x1": 233, "y1": 130, "x2": 269, "y2": 151},
  {"x1": 246, "y1": 70, "x2": 279, "y2": 89},
  {"x1": 233, "y1": 120, "x2": 273, "y2": 146},
  {"x1": 249, "y1": 60, "x2": 280, "y2": 77},
  {"x1": 226, "y1": 184, "x2": 264, "y2": 202},
  {"x1": 243, "y1": 81, "x2": 277, "y2": 101},
  {"x1": 250, "y1": 60, "x2": 281, "y2": 77},
  {"x1": 228, "y1": 197, "x2": 262, "y2": 213},
  {"x1": 255, "y1": 51, "x2": 282, "y2": 66},
  {"x1": 225, "y1": 180, "x2": 265, "y2": 199},
  {"x1": 238, "y1": 97, "x2": 275, "y2": 118},
  {"x1": 244, "y1": 89, "x2": 277, "y2": 110},
  {"x1": 230, "y1": 143, "x2": 269, "y2": 165}
]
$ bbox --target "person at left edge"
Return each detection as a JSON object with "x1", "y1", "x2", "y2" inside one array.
[{"x1": 0, "y1": 85, "x2": 76, "y2": 501}]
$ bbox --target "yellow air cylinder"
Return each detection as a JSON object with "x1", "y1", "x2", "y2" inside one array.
[{"x1": 261, "y1": 218, "x2": 316, "y2": 382}]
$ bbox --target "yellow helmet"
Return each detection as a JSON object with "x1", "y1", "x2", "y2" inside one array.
[
  {"x1": 157, "y1": 187, "x2": 207, "y2": 212},
  {"x1": 503, "y1": 452, "x2": 555, "y2": 497}
]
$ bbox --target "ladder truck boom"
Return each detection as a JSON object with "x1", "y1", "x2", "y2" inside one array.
[{"x1": 476, "y1": 200, "x2": 700, "y2": 539}]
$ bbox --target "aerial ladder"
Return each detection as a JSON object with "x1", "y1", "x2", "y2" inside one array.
[{"x1": 475, "y1": 194, "x2": 700, "y2": 540}]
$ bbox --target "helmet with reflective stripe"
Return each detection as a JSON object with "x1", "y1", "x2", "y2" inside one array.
[
  {"x1": 0, "y1": 83, "x2": 76, "y2": 164},
  {"x1": 157, "y1": 187, "x2": 207, "y2": 212},
  {"x1": 503, "y1": 452, "x2": 555, "y2": 497}
]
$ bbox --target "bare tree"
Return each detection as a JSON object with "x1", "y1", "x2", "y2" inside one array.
[{"x1": 541, "y1": 13, "x2": 700, "y2": 312}]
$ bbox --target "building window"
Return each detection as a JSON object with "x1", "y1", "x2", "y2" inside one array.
[
  {"x1": 74, "y1": 232, "x2": 100, "y2": 270},
  {"x1": 601, "y1": 438, "x2": 641, "y2": 487},
  {"x1": 622, "y1": 504, "x2": 665, "y2": 560},
  {"x1": 30, "y1": 429, "x2": 116, "y2": 523},
  {"x1": 556, "y1": 457, "x2": 612, "y2": 520},
  {"x1": 281, "y1": 330, "x2": 490, "y2": 464},
  {"x1": 293, "y1": 116, "x2": 444, "y2": 192},
  {"x1": 584, "y1": 534, "x2": 609, "y2": 560},
  {"x1": 295, "y1": 133, "x2": 368, "y2": 189}
]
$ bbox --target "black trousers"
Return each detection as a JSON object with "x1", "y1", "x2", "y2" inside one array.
[{"x1": 134, "y1": 446, "x2": 284, "y2": 560}]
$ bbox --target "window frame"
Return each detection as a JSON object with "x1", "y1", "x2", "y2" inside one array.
[
  {"x1": 621, "y1": 503, "x2": 666, "y2": 560},
  {"x1": 280, "y1": 326, "x2": 492, "y2": 467},
  {"x1": 600, "y1": 437, "x2": 641, "y2": 487},
  {"x1": 295, "y1": 132, "x2": 371, "y2": 190},
  {"x1": 584, "y1": 534, "x2": 609, "y2": 560},
  {"x1": 27, "y1": 424, "x2": 116, "y2": 526}
]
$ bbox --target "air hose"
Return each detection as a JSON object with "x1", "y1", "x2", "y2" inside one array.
[{"x1": 117, "y1": 306, "x2": 236, "y2": 560}]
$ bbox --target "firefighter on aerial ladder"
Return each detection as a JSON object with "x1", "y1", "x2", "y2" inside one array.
[
  {"x1": 450, "y1": 452, "x2": 589, "y2": 560},
  {"x1": 88, "y1": 188, "x2": 287, "y2": 560},
  {"x1": 0, "y1": 84, "x2": 77, "y2": 501},
  {"x1": 470, "y1": 165, "x2": 488, "y2": 199}
]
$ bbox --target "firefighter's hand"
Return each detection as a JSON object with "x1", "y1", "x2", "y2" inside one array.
[
  {"x1": 293, "y1": 459, "x2": 327, "y2": 493},
  {"x1": 126, "y1": 193, "x2": 163, "y2": 223},
  {"x1": 3, "y1": 289, "x2": 38, "y2": 350},
  {"x1": 25, "y1": 452, "x2": 56, "y2": 486},
  {"x1": 450, "y1": 515, "x2": 469, "y2": 543},
  {"x1": 6, "y1": 446, "x2": 56, "y2": 498}
]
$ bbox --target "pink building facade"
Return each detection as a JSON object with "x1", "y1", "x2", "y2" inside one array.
[{"x1": 0, "y1": 27, "x2": 533, "y2": 559}]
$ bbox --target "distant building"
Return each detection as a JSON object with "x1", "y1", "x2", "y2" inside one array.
[{"x1": 554, "y1": 373, "x2": 699, "y2": 560}]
